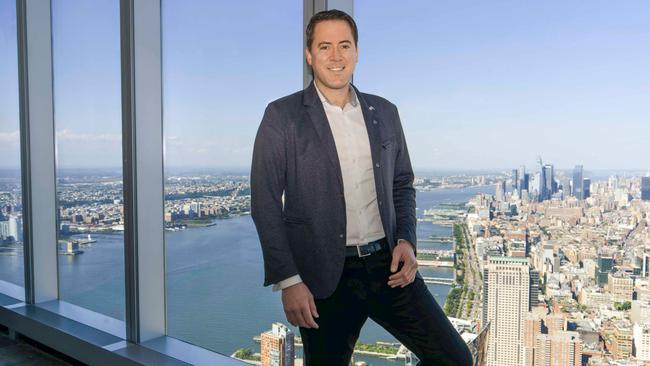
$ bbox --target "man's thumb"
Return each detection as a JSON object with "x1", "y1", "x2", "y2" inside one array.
[{"x1": 390, "y1": 253, "x2": 400, "y2": 272}]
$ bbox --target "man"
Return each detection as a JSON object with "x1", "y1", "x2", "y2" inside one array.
[{"x1": 251, "y1": 9, "x2": 473, "y2": 366}]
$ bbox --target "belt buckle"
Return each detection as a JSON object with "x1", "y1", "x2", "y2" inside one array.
[{"x1": 357, "y1": 244, "x2": 371, "y2": 258}]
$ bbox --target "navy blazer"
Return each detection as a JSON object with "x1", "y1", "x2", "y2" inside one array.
[{"x1": 251, "y1": 81, "x2": 418, "y2": 299}]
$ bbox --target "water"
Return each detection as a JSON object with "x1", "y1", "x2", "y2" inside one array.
[{"x1": 0, "y1": 185, "x2": 494, "y2": 365}]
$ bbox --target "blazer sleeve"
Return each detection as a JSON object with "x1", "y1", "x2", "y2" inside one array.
[
  {"x1": 392, "y1": 105, "x2": 417, "y2": 255},
  {"x1": 251, "y1": 104, "x2": 299, "y2": 286}
]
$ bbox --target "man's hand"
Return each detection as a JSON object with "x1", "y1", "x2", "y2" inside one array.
[
  {"x1": 388, "y1": 240, "x2": 418, "y2": 288},
  {"x1": 281, "y1": 282, "x2": 319, "y2": 329}
]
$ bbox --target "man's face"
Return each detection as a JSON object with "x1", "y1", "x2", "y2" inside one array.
[{"x1": 306, "y1": 20, "x2": 358, "y2": 92}]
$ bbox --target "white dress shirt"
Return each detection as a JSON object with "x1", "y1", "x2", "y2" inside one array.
[{"x1": 272, "y1": 83, "x2": 407, "y2": 291}]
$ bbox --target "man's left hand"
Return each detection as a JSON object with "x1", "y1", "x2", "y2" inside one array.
[{"x1": 388, "y1": 240, "x2": 418, "y2": 288}]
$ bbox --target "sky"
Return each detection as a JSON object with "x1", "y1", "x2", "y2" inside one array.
[{"x1": 0, "y1": 0, "x2": 648, "y2": 172}]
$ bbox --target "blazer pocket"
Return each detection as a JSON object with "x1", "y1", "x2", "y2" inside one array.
[{"x1": 282, "y1": 214, "x2": 311, "y2": 225}]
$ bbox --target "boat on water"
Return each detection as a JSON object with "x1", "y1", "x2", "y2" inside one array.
[{"x1": 57, "y1": 240, "x2": 84, "y2": 256}]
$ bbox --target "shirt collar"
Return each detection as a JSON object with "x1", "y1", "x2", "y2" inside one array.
[{"x1": 314, "y1": 82, "x2": 359, "y2": 108}]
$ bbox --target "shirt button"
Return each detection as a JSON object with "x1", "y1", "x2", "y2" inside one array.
[
  {"x1": 375, "y1": 163, "x2": 380, "y2": 168},
  {"x1": 373, "y1": 120, "x2": 378, "y2": 125},
  {"x1": 339, "y1": 234, "x2": 344, "y2": 238}
]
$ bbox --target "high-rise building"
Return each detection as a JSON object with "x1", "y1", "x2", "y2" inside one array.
[
  {"x1": 572, "y1": 165, "x2": 584, "y2": 200},
  {"x1": 544, "y1": 164, "x2": 554, "y2": 196},
  {"x1": 496, "y1": 181, "x2": 506, "y2": 202},
  {"x1": 642, "y1": 177, "x2": 650, "y2": 201},
  {"x1": 484, "y1": 256, "x2": 530, "y2": 366},
  {"x1": 530, "y1": 269, "x2": 540, "y2": 308},
  {"x1": 260, "y1": 323, "x2": 294, "y2": 366},
  {"x1": 522, "y1": 173, "x2": 530, "y2": 192},
  {"x1": 512, "y1": 169, "x2": 519, "y2": 190},
  {"x1": 597, "y1": 253, "x2": 614, "y2": 287},
  {"x1": 524, "y1": 311, "x2": 543, "y2": 366},
  {"x1": 539, "y1": 165, "x2": 547, "y2": 202},
  {"x1": 634, "y1": 322, "x2": 650, "y2": 361},
  {"x1": 534, "y1": 331, "x2": 582, "y2": 366},
  {"x1": 583, "y1": 178, "x2": 591, "y2": 199}
]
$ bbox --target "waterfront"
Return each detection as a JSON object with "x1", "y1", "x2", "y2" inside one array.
[{"x1": 0, "y1": 185, "x2": 494, "y2": 365}]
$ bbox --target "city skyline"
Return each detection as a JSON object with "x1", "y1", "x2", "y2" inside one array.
[{"x1": 1, "y1": 1, "x2": 649, "y2": 170}]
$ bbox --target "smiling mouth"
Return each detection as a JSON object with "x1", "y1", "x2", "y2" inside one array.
[{"x1": 328, "y1": 66, "x2": 345, "y2": 72}]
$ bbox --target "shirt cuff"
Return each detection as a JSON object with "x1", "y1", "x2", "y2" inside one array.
[
  {"x1": 397, "y1": 238, "x2": 415, "y2": 251},
  {"x1": 272, "y1": 274, "x2": 303, "y2": 292}
]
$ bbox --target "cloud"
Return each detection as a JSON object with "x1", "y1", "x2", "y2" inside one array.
[
  {"x1": 0, "y1": 130, "x2": 19, "y2": 143},
  {"x1": 56, "y1": 129, "x2": 121, "y2": 143}
]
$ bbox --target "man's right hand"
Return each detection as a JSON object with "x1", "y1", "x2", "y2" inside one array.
[{"x1": 281, "y1": 282, "x2": 319, "y2": 329}]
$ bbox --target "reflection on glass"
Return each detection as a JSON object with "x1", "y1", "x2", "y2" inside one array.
[
  {"x1": 0, "y1": 0, "x2": 24, "y2": 289},
  {"x1": 162, "y1": 0, "x2": 302, "y2": 358},
  {"x1": 52, "y1": 0, "x2": 125, "y2": 320}
]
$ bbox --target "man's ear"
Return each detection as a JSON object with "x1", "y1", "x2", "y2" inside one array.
[{"x1": 305, "y1": 47, "x2": 313, "y2": 66}]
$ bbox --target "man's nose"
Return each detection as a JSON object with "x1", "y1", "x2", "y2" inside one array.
[{"x1": 330, "y1": 47, "x2": 343, "y2": 61}]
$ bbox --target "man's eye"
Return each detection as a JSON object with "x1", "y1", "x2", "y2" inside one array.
[
  {"x1": 320, "y1": 45, "x2": 329, "y2": 51},
  {"x1": 341, "y1": 44, "x2": 350, "y2": 49}
]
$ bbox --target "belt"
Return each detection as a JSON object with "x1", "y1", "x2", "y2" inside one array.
[{"x1": 346, "y1": 237, "x2": 388, "y2": 258}]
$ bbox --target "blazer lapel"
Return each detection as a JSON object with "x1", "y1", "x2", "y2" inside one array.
[
  {"x1": 303, "y1": 81, "x2": 344, "y2": 189},
  {"x1": 351, "y1": 84, "x2": 381, "y2": 170}
]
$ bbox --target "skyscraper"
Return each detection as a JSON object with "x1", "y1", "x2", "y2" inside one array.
[
  {"x1": 539, "y1": 164, "x2": 547, "y2": 202},
  {"x1": 512, "y1": 169, "x2": 519, "y2": 190},
  {"x1": 496, "y1": 181, "x2": 506, "y2": 202},
  {"x1": 572, "y1": 165, "x2": 584, "y2": 200},
  {"x1": 484, "y1": 256, "x2": 530, "y2": 366},
  {"x1": 261, "y1": 323, "x2": 294, "y2": 366},
  {"x1": 642, "y1": 177, "x2": 650, "y2": 201},
  {"x1": 583, "y1": 178, "x2": 591, "y2": 199},
  {"x1": 530, "y1": 269, "x2": 540, "y2": 308},
  {"x1": 522, "y1": 173, "x2": 530, "y2": 192},
  {"x1": 544, "y1": 164, "x2": 555, "y2": 197},
  {"x1": 534, "y1": 331, "x2": 582, "y2": 366}
]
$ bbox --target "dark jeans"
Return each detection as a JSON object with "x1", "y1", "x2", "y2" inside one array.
[{"x1": 299, "y1": 245, "x2": 473, "y2": 366}]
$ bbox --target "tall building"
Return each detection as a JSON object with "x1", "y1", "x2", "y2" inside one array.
[
  {"x1": 544, "y1": 164, "x2": 555, "y2": 196},
  {"x1": 596, "y1": 253, "x2": 613, "y2": 287},
  {"x1": 634, "y1": 322, "x2": 650, "y2": 361},
  {"x1": 583, "y1": 178, "x2": 591, "y2": 199},
  {"x1": 642, "y1": 176, "x2": 650, "y2": 201},
  {"x1": 539, "y1": 164, "x2": 547, "y2": 202},
  {"x1": 260, "y1": 323, "x2": 294, "y2": 366},
  {"x1": 512, "y1": 169, "x2": 519, "y2": 190},
  {"x1": 524, "y1": 311, "x2": 543, "y2": 366},
  {"x1": 484, "y1": 256, "x2": 530, "y2": 366},
  {"x1": 572, "y1": 165, "x2": 584, "y2": 200},
  {"x1": 534, "y1": 331, "x2": 582, "y2": 366},
  {"x1": 496, "y1": 181, "x2": 506, "y2": 202},
  {"x1": 522, "y1": 173, "x2": 530, "y2": 192},
  {"x1": 530, "y1": 269, "x2": 540, "y2": 308}
]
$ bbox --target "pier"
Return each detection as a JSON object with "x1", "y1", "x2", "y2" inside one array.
[{"x1": 422, "y1": 276, "x2": 455, "y2": 285}]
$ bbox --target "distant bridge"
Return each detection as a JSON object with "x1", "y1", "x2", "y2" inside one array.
[{"x1": 422, "y1": 276, "x2": 455, "y2": 285}]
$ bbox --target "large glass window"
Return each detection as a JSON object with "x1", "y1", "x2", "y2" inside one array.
[
  {"x1": 0, "y1": 0, "x2": 24, "y2": 290},
  {"x1": 355, "y1": 0, "x2": 649, "y2": 364},
  {"x1": 162, "y1": 0, "x2": 302, "y2": 359},
  {"x1": 52, "y1": 0, "x2": 125, "y2": 320}
]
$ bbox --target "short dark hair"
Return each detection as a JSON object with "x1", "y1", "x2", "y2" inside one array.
[{"x1": 305, "y1": 9, "x2": 358, "y2": 50}]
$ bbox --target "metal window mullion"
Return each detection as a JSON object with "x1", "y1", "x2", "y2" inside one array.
[
  {"x1": 16, "y1": 0, "x2": 58, "y2": 305},
  {"x1": 120, "y1": 0, "x2": 165, "y2": 343}
]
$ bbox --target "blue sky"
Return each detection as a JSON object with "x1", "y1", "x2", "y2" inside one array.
[{"x1": 1, "y1": 0, "x2": 648, "y2": 171}]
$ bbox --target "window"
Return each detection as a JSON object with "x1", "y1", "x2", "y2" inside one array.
[
  {"x1": 52, "y1": 0, "x2": 125, "y2": 320},
  {"x1": 162, "y1": 0, "x2": 302, "y2": 357},
  {"x1": 0, "y1": 0, "x2": 24, "y2": 291}
]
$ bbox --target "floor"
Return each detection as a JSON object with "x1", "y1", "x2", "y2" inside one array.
[{"x1": 0, "y1": 330, "x2": 74, "y2": 366}]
